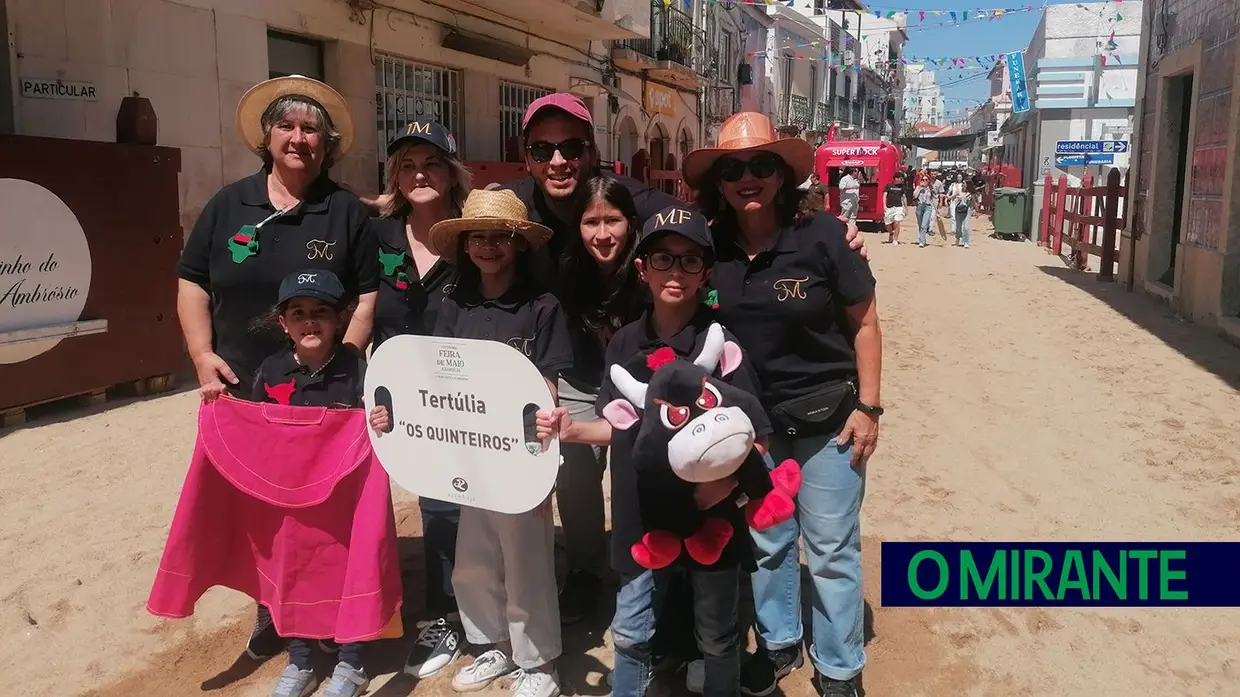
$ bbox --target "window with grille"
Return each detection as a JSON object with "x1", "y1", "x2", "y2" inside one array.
[
  {"x1": 500, "y1": 81, "x2": 551, "y2": 162},
  {"x1": 374, "y1": 55, "x2": 462, "y2": 188}
]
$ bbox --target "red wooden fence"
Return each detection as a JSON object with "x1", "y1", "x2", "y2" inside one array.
[{"x1": 1038, "y1": 168, "x2": 1128, "y2": 282}]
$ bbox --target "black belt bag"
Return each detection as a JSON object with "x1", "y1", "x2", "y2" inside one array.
[{"x1": 770, "y1": 380, "x2": 857, "y2": 437}]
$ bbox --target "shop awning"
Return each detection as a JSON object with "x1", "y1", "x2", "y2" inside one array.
[{"x1": 896, "y1": 132, "x2": 982, "y2": 151}]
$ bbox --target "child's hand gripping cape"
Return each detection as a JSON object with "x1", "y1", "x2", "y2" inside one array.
[
  {"x1": 146, "y1": 397, "x2": 403, "y2": 643},
  {"x1": 602, "y1": 322, "x2": 802, "y2": 570}
]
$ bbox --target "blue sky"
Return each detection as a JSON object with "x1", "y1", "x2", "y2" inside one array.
[{"x1": 868, "y1": 0, "x2": 1047, "y2": 118}]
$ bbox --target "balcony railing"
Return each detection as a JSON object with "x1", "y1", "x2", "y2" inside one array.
[
  {"x1": 612, "y1": 1, "x2": 706, "y2": 73},
  {"x1": 812, "y1": 101, "x2": 832, "y2": 131},
  {"x1": 779, "y1": 94, "x2": 812, "y2": 130}
]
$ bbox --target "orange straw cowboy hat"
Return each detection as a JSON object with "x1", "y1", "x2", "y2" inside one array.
[
  {"x1": 682, "y1": 112, "x2": 815, "y2": 189},
  {"x1": 236, "y1": 75, "x2": 355, "y2": 158},
  {"x1": 428, "y1": 189, "x2": 553, "y2": 261}
]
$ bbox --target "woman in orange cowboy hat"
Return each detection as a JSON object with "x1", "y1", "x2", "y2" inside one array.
[{"x1": 682, "y1": 112, "x2": 884, "y2": 697}]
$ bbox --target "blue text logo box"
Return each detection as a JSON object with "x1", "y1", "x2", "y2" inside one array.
[
  {"x1": 1055, "y1": 154, "x2": 1085, "y2": 167},
  {"x1": 1056, "y1": 140, "x2": 1130, "y2": 154},
  {"x1": 880, "y1": 542, "x2": 1240, "y2": 607}
]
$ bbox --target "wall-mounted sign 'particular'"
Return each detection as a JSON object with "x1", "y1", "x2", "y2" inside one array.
[
  {"x1": 363, "y1": 334, "x2": 560, "y2": 514},
  {"x1": 0, "y1": 179, "x2": 94, "y2": 364}
]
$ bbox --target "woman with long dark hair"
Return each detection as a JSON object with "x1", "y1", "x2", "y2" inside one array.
[
  {"x1": 683, "y1": 113, "x2": 883, "y2": 697},
  {"x1": 551, "y1": 175, "x2": 643, "y2": 622}
]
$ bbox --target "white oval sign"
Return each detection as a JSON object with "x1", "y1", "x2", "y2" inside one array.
[
  {"x1": 0, "y1": 179, "x2": 92, "y2": 364},
  {"x1": 363, "y1": 334, "x2": 560, "y2": 514}
]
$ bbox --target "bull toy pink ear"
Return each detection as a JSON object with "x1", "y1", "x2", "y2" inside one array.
[
  {"x1": 720, "y1": 341, "x2": 743, "y2": 377},
  {"x1": 602, "y1": 399, "x2": 641, "y2": 430}
]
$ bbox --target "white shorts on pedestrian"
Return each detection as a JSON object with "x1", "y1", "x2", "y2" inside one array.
[
  {"x1": 453, "y1": 507, "x2": 561, "y2": 670},
  {"x1": 840, "y1": 197, "x2": 858, "y2": 220},
  {"x1": 884, "y1": 207, "x2": 906, "y2": 225}
]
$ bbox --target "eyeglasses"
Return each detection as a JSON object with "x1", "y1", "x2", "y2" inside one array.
[
  {"x1": 715, "y1": 153, "x2": 783, "y2": 182},
  {"x1": 525, "y1": 139, "x2": 589, "y2": 163},
  {"x1": 647, "y1": 251, "x2": 706, "y2": 274},
  {"x1": 465, "y1": 232, "x2": 516, "y2": 248}
]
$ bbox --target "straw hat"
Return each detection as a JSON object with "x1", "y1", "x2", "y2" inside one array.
[
  {"x1": 428, "y1": 189, "x2": 553, "y2": 260},
  {"x1": 682, "y1": 112, "x2": 814, "y2": 188},
  {"x1": 236, "y1": 75, "x2": 355, "y2": 158}
]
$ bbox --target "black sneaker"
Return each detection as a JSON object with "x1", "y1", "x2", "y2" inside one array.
[
  {"x1": 245, "y1": 604, "x2": 284, "y2": 660},
  {"x1": 402, "y1": 618, "x2": 462, "y2": 679},
  {"x1": 740, "y1": 646, "x2": 804, "y2": 697},
  {"x1": 558, "y1": 570, "x2": 602, "y2": 625},
  {"x1": 813, "y1": 671, "x2": 858, "y2": 697}
]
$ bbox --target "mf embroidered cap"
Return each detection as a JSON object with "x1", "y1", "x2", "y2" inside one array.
[
  {"x1": 521, "y1": 93, "x2": 594, "y2": 132},
  {"x1": 278, "y1": 269, "x2": 347, "y2": 307},
  {"x1": 636, "y1": 205, "x2": 715, "y2": 257},
  {"x1": 386, "y1": 120, "x2": 458, "y2": 156}
]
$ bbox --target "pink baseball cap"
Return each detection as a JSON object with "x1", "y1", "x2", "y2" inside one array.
[{"x1": 521, "y1": 93, "x2": 594, "y2": 132}]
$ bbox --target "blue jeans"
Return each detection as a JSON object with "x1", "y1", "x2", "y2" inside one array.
[
  {"x1": 954, "y1": 207, "x2": 972, "y2": 245},
  {"x1": 916, "y1": 203, "x2": 932, "y2": 244},
  {"x1": 611, "y1": 567, "x2": 741, "y2": 697},
  {"x1": 750, "y1": 433, "x2": 866, "y2": 682}
]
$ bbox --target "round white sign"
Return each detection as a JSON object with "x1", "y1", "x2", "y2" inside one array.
[
  {"x1": 363, "y1": 334, "x2": 560, "y2": 514},
  {"x1": 0, "y1": 178, "x2": 92, "y2": 364}
]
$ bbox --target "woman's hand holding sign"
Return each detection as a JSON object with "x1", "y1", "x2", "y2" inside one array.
[
  {"x1": 535, "y1": 407, "x2": 570, "y2": 443},
  {"x1": 369, "y1": 406, "x2": 392, "y2": 436}
]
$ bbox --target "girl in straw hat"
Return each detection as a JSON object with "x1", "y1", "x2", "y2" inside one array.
[{"x1": 370, "y1": 188, "x2": 572, "y2": 697}]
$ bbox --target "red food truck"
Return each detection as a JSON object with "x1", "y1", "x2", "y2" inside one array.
[{"x1": 816, "y1": 141, "x2": 903, "y2": 227}]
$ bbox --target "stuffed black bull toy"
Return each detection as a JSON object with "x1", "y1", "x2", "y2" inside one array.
[{"x1": 602, "y1": 322, "x2": 802, "y2": 569}]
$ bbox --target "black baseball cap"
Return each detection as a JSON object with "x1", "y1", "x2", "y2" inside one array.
[
  {"x1": 386, "y1": 120, "x2": 458, "y2": 156},
  {"x1": 278, "y1": 269, "x2": 346, "y2": 307},
  {"x1": 636, "y1": 205, "x2": 714, "y2": 259}
]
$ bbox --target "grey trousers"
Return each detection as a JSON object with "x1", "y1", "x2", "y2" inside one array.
[
  {"x1": 454, "y1": 507, "x2": 562, "y2": 669},
  {"x1": 556, "y1": 378, "x2": 608, "y2": 578}
]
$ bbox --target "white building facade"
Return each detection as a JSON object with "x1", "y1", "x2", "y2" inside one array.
[
  {"x1": 902, "y1": 65, "x2": 945, "y2": 125},
  {"x1": 6, "y1": 0, "x2": 648, "y2": 234}
]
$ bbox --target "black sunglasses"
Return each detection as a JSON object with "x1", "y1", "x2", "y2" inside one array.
[
  {"x1": 646, "y1": 251, "x2": 706, "y2": 274},
  {"x1": 525, "y1": 138, "x2": 589, "y2": 163},
  {"x1": 715, "y1": 152, "x2": 783, "y2": 182}
]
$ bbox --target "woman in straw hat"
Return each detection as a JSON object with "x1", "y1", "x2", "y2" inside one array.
[
  {"x1": 174, "y1": 74, "x2": 379, "y2": 697},
  {"x1": 682, "y1": 112, "x2": 884, "y2": 697},
  {"x1": 371, "y1": 188, "x2": 571, "y2": 697}
]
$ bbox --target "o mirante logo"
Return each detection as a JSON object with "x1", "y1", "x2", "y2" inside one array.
[{"x1": 880, "y1": 542, "x2": 1240, "y2": 607}]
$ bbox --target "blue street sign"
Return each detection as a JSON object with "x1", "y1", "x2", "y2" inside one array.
[
  {"x1": 1056, "y1": 140, "x2": 1130, "y2": 154},
  {"x1": 1055, "y1": 154, "x2": 1085, "y2": 167},
  {"x1": 1007, "y1": 52, "x2": 1030, "y2": 114},
  {"x1": 1086, "y1": 153, "x2": 1115, "y2": 164}
]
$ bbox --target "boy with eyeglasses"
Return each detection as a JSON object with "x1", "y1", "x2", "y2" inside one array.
[{"x1": 537, "y1": 205, "x2": 770, "y2": 697}]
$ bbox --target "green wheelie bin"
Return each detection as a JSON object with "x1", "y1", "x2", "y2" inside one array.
[{"x1": 991, "y1": 187, "x2": 1029, "y2": 240}]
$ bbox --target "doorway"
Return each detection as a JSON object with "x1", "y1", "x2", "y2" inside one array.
[{"x1": 1159, "y1": 73, "x2": 1194, "y2": 287}]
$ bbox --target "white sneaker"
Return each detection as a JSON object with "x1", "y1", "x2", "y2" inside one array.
[
  {"x1": 686, "y1": 659, "x2": 705, "y2": 694},
  {"x1": 512, "y1": 669, "x2": 561, "y2": 697},
  {"x1": 452, "y1": 649, "x2": 517, "y2": 692},
  {"x1": 892, "y1": 240, "x2": 899, "y2": 245},
  {"x1": 964, "y1": 243, "x2": 970, "y2": 248}
]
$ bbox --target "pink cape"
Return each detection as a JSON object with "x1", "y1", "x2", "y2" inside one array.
[{"x1": 146, "y1": 397, "x2": 403, "y2": 642}]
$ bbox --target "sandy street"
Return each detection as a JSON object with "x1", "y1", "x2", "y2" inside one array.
[{"x1": 3, "y1": 213, "x2": 1239, "y2": 697}]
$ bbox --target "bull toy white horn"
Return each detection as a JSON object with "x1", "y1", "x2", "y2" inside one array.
[
  {"x1": 610, "y1": 364, "x2": 648, "y2": 406},
  {"x1": 693, "y1": 322, "x2": 726, "y2": 373}
]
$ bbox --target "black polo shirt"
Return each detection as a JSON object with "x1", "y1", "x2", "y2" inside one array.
[
  {"x1": 596, "y1": 308, "x2": 772, "y2": 577},
  {"x1": 370, "y1": 215, "x2": 458, "y2": 348},
  {"x1": 710, "y1": 211, "x2": 875, "y2": 412},
  {"x1": 178, "y1": 170, "x2": 378, "y2": 388},
  {"x1": 434, "y1": 281, "x2": 574, "y2": 379},
  {"x1": 248, "y1": 346, "x2": 366, "y2": 409}
]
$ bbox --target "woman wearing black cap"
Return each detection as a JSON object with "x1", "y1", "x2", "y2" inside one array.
[
  {"x1": 367, "y1": 120, "x2": 475, "y2": 680},
  {"x1": 683, "y1": 112, "x2": 884, "y2": 697}
]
